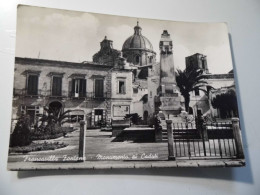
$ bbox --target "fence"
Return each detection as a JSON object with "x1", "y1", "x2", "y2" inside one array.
[
  {"x1": 163, "y1": 118, "x2": 244, "y2": 160},
  {"x1": 172, "y1": 122, "x2": 236, "y2": 159}
]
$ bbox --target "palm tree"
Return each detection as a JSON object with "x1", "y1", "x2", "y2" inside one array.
[
  {"x1": 176, "y1": 68, "x2": 212, "y2": 112},
  {"x1": 39, "y1": 107, "x2": 71, "y2": 130},
  {"x1": 211, "y1": 89, "x2": 238, "y2": 118}
]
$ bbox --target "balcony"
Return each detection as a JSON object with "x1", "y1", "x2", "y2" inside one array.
[
  {"x1": 13, "y1": 89, "x2": 68, "y2": 98},
  {"x1": 69, "y1": 92, "x2": 109, "y2": 100},
  {"x1": 13, "y1": 88, "x2": 40, "y2": 97},
  {"x1": 13, "y1": 89, "x2": 109, "y2": 100}
]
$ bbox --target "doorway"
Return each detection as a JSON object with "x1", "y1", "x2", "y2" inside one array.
[{"x1": 94, "y1": 109, "x2": 103, "y2": 126}]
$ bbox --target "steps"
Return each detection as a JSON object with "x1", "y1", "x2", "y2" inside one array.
[{"x1": 160, "y1": 120, "x2": 201, "y2": 142}]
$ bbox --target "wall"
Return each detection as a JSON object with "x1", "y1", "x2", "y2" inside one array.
[
  {"x1": 13, "y1": 59, "x2": 111, "y2": 127},
  {"x1": 110, "y1": 70, "x2": 133, "y2": 120},
  {"x1": 189, "y1": 76, "x2": 235, "y2": 116},
  {"x1": 131, "y1": 101, "x2": 143, "y2": 118},
  {"x1": 111, "y1": 70, "x2": 132, "y2": 99},
  {"x1": 14, "y1": 59, "x2": 111, "y2": 95}
]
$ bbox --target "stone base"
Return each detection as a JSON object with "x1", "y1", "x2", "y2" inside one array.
[
  {"x1": 155, "y1": 129, "x2": 163, "y2": 142},
  {"x1": 112, "y1": 129, "x2": 123, "y2": 137},
  {"x1": 169, "y1": 116, "x2": 183, "y2": 123},
  {"x1": 160, "y1": 109, "x2": 181, "y2": 117},
  {"x1": 168, "y1": 156, "x2": 176, "y2": 161}
]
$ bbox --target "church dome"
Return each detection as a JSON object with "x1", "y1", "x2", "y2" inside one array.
[{"x1": 122, "y1": 22, "x2": 154, "y2": 52}]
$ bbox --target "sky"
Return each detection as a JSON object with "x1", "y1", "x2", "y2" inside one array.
[{"x1": 15, "y1": 5, "x2": 234, "y2": 74}]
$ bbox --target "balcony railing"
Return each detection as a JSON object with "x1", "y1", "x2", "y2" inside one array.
[
  {"x1": 69, "y1": 92, "x2": 109, "y2": 100},
  {"x1": 13, "y1": 89, "x2": 68, "y2": 97},
  {"x1": 13, "y1": 89, "x2": 109, "y2": 100}
]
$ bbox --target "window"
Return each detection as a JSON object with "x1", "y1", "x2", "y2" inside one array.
[
  {"x1": 72, "y1": 78, "x2": 86, "y2": 98},
  {"x1": 195, "y1": 88, "x2": 200, "y2": 96},
  {"x1": 149, "y1": 56, "x2": 153, "y2": 64},
  {"x1": 94, "y1": 79, "x2": 104, "y2": 98},
  {"x1": 118, "y1": 80, "x2": 125, "y2": 94},
  {"x1": 133, "y1": 88, "x2": 138, "y2": 94},
  {"x1": 135, "y1": 55, "x2": 140, "y2": 64},
  {"x1": 27, "y1": 74, "x2": 38, "y2": 95},
  {"x1": 52, "y1": 76, "x2": 62, "y2": 96}
]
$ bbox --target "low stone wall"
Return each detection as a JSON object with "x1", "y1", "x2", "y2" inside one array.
[
  {"x1": 111, "y1": 119, "x2": 131, "y2": 137},
  {"x1": 112, "y1": 128, "x2": 155, "y2": 142}
]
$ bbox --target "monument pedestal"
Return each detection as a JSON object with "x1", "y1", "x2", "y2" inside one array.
[{"x1": 159, "y1": 93, "x2": 182, "y2": 119}]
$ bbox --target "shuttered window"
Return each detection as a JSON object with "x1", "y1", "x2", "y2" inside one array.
[
  {"x1": 71, "y1": 79, "x2": 86, "y2": 97},
  {"x1": 95, "y1": 79, "x2": 104, "y2": 98},
  {"x1": 27, "y1": 75, "x2": 38, "y2": 95},
  {"x1": 52, "y1": 76, "x2": 62, "y2": 96}
]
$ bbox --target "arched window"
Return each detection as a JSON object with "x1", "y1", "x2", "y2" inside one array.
[{"x1": 135, "y1": 55, "x2": 140, "y2": 64}]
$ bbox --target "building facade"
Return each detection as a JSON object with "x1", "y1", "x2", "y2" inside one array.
[
  {"x1": 12, "y1": 42, "x2": 133, "y2": 129},
  {"x1": 185, "y1": 53, "x2": 235, "y2": 118}
]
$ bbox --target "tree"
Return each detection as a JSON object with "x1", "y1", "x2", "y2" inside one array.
[
  {"x1": 39, "y1": 107, "x2": 71, "y2": 132},
  {"x1": 124, "y1": 113, "x2": 142, "y2": 125},
  {"x1": 10, "y1": 115, "x2": 31, "y2": 147},
  {"x1": 211, "y1": 89, "x2": 238, "y2": 118},
  {"x1": 176, "y1": 68, "x2": 211, "y2": 112}
]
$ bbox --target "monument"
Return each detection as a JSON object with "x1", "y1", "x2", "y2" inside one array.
[{"x1": 159, "y1": 30, "x2": 182, "y2": 121}]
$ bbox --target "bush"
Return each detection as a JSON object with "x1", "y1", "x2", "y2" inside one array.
[
  {"x1": 9, "y1": 142, "x2": 68, "y2": 154},
  {"x1": 124, "y1": 113, "x2": 142, "y2": 125},
  {"x1": 10, "y1": 115, "x2": 32, "y2": 147},
  {"x1": 211, "y1": 89, "x2": 238, "y2": 118},
  {"x1": 148, "y1": 114, "x2": 162, "y2": 130},
  {"x1": 30, "y1": 127, "x2": 74, "y2": 140}
]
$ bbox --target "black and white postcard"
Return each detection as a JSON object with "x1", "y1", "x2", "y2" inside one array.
[{"x1": 7, "y1": 5, "x2": 245, "y2": 170}]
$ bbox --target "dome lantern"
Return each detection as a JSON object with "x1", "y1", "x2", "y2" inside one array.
[{"x1": 134, "y1": 21, "x2": 142, "y2": 35}]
